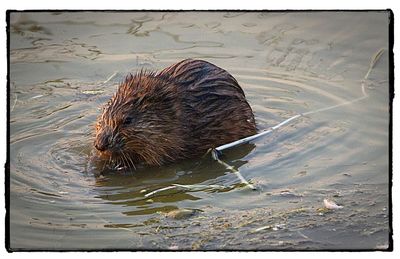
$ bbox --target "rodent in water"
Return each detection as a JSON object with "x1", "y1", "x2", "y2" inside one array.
[{"x1": 94, "y1": 59, "x2": 257, "y2": 168}]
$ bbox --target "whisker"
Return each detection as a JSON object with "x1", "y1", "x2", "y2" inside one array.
[
  {"x1": 100, "y1": 155, "x2": 107, "y2": 172},
  {"x1": 114, "y1": 157, "x2": 121, "y2": 170},
  {"x1": 121, "y1": 152, "x2": 128, "y2": 171},
  {"x1": 121, "y1": 151, "x2": 134, "y2": 175},
  {"x1": 123, "y1": 152, "x2": 136, "y2": 174},
  {"x1": 121, "y1": 156, "x2": 130, "y2": 175},
  {"x1": 127, "y1": 154, "x2": 136, "y2": 171},
  {"x1": 106, "y1": 155, "x2": 112, "y2": 170}
]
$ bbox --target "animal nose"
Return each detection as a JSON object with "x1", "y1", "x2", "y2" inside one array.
[
  {"x1": 95, "y1": 132, "x2": 111, "y2": 151},
  {"x1": 94, "y1": 142, "x2": 108, "y2": 151}
]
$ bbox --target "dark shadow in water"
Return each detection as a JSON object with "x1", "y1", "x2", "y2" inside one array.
[{"x1": 88, "y1": 143, "x2": 255, "y2": 216}]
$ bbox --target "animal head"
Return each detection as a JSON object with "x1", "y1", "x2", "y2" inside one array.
[{"x1": 94, "y1": 72, "x2": 185, "y2": 168}]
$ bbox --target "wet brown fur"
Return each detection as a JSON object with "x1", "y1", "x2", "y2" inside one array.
[{"x1": 94, "y1": 59, "x2": 257, "y2": 168}]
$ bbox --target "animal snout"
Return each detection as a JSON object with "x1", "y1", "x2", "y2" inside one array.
[
  {"x1": 95, "y1": 132, "x2": 112, "y2": 152},
  {"x1": 94, "y1": 141, "x2": 108, "y2": 152}
]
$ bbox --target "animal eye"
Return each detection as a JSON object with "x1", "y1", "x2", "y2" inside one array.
[{"x1": 123, "y1": 117, "x2": 133, "y2": 125}]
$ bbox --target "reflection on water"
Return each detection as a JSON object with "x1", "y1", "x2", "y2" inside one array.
[
  {"x1": 91, "y1": 144, "x2": 256, "y2": 216},
  {"x1": 9, "y1": 11, "x2": 390, "y2": 250}
]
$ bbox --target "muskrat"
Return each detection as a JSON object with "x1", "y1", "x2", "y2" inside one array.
[{"x1": 94, "y1": 59, "x2": 257, "y2": 168}]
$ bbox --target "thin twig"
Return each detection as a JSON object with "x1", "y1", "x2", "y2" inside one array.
[
  {"x1": 215, "y1": 48, "x2": 386, "y2": 152},
  {"x1": 102, "y1": 71, "x2": 118, "y2": 85},
  {"x1": 211, "y1": 149, "x2": 257, "y2": 190},
  {"x1": 144, "y1": 185, "x2": 178, "y2": 198}
]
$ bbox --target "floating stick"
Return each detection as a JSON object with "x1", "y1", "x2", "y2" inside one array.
[
  {"x1": 144, "y1": 183, "x2": 227, "y2": 198},
  {"x1": 215, "y1": 48, "x2": 386, "y2": 153},
  {"x1": 216, "y1": 115, "x2": 301, "y2": 152},
  {"x1": 211, "y1": 149, "x2": 257, "y2": 190},
  {"x1": 144, "y1": 185, "x2": 178, "y2": 198},
  {"x1": 102, "y1": 71, "x2": 118, "y2": 85}
]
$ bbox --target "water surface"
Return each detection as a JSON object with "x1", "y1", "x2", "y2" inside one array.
[{"x1": 9, "y1": 11, "x2": 390, "y2": 250}]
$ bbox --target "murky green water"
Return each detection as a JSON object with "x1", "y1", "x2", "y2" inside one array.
[{"x1": 9, "y1": 11, "x2": 390, "y2": 250}]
